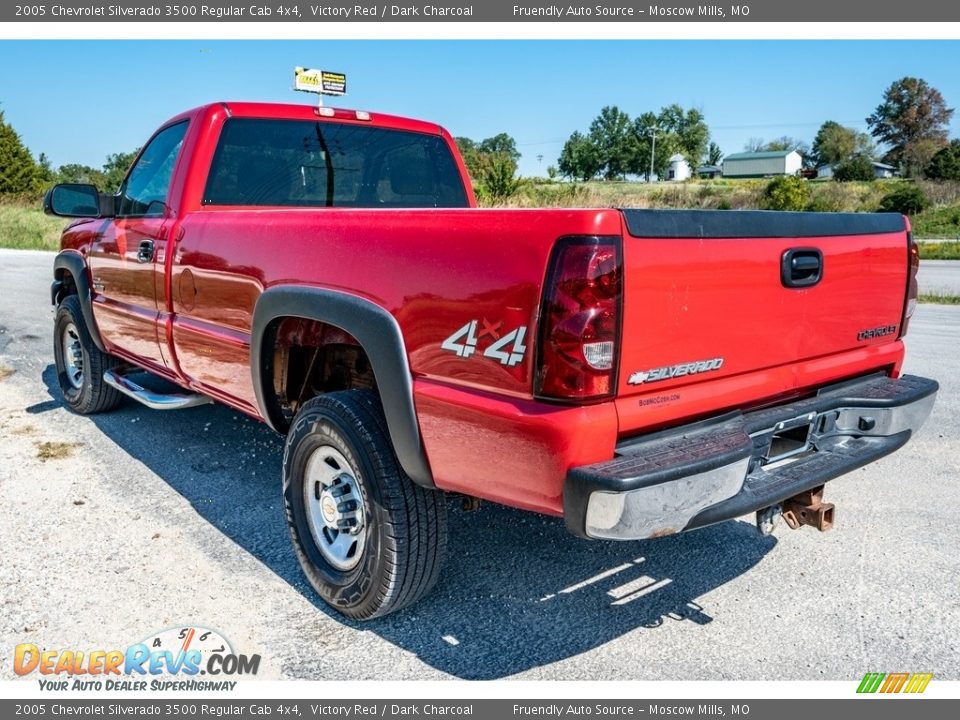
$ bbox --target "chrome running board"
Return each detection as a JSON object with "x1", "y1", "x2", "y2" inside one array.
[{"x1": 103, "y1": 368, "x2": 211, "y2": 411}]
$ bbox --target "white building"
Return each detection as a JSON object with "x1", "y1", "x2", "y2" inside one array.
[
  {"x1": 872, "y1": 162, "x2": 897, "y2": 179},
  {"x1": 722, "y1": 150, "x2": 804, "y2": 178},
  {"x1": 666, "y1": 153, "x2": 692, "y2": 181},
  {"x1": 816, "y1": 161, "x2": 898, "y2": 180}
]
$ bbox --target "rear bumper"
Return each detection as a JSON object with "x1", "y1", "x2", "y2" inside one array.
[{"x1": 564, "y1": 374, "x2": 938, "y2": 540}]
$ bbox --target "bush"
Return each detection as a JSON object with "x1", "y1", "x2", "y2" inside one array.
[
  {"x1": 833, "y1": 155, "x2": 876, "y2": 182},
  {"x1": 807, "y1": 182, "x2": 866, "y2": 213},
  {"x1": 925, "y1": 140, "x2": 960, "y2": 181},
  {"x1": 806, "y1": 194, "x2": 844, "y2": 213},
  {"x1": 763, "y1": 176, "x2": 810, "y2": 211},
  {"x1": 916, "y1": 179, "x2": 960, "y2": 206},
  {"x1": 475, "y1": 152, "x2": 522, "y2": 201},
  {"x1": 878, "y1": 185, "x2": 930, "y2": 215},
  {"x1": 515, "y1": 180, "x2": 589, "y2": 208}
]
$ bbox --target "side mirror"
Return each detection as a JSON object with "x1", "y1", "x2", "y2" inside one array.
[{"x1": 43, "y1": 184, "x2": 114, "y2": 218}]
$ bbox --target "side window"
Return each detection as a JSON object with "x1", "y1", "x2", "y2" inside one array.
[{"x1": 118, "y1": 121, "x2": 188, "y2": 217}]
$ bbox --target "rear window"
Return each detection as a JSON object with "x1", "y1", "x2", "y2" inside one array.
[{"x1": 202, "y1": 118, "x2": 469, "y2": 208}]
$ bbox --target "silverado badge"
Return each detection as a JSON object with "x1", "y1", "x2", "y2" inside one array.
[{"x1": 628, "y1": 357, "x2": 724, "y2": 385}]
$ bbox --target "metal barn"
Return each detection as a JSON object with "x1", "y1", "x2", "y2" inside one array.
[{"x1": 722, "y1": 150, "x2": 803, "y2": 178}]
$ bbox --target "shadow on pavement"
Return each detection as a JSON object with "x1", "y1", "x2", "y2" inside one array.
[{"x1": 40, "y1": 364, "x2": 776, "y2": 679}]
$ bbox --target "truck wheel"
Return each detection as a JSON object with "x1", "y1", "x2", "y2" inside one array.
[
  {"x1": 282, "y1": 390, "x2": 447, "y2": 620},
  {"x1": 53, "y1": 294, "x2": 123, "y2": 415}
]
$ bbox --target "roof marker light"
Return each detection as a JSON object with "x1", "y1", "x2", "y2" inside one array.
[
  {"x1": 355, "y1": 111, "x2": 371, "y2": 121},
  {"x1": 316, "y1": 107, "x2": 335, "y2": 117}
]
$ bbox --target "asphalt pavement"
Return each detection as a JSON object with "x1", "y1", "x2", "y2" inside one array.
[
  {"x1": 919, "y1": 259, "x2": 960, "y2": 295},
  {"x1": 1, "y1": 248, "x2": 958, "y2": 681}
]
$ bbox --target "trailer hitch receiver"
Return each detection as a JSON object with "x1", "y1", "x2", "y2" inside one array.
[{"x1": 782, "y1": 485, "x2": 834, "y2": 531}]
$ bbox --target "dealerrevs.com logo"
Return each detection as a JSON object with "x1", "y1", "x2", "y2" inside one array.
[{"x1": 14, "y1": 626, "x2": 260, "y2": 691}]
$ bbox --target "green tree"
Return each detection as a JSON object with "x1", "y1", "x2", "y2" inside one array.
[
  {"x1": 657, "y1": 104, "x2": 710, "y2": 170},
  {"x1": 833, "y1": 154, "x2": 876, "y2": 182},
  {"x1": 35, "y1": 152, "x2": 56, "y2": 192},
  {"x1": 925, "y1": 139, "x2": 960, "y2": 180},
  {"x1": 629, "y1": 112, "x2": 675, "y2": 181},
  {"x1": 811, "y1": 121, "x2": 874, "y2": 167},
  {"x1": 57, "y1": 163, "x2": 107, "y2": 186},
  {"x1": 766, "y1": 136, "x2": 810, "y2": 157},
  {"x1": 456, "y1": 134, "x2": 520, "y2": 181},
  {"x1": 102, "y1": 150, "x2": 139, "y2": 192},
  {"x1": 867, "y1": 77, "x2": 954, "y2": 177},
  {"x1": 477, "y1": 133, "x2": 520, "y2": 162},
  {"x1": 0, "y1": 108, "x2": 40, "y2": 195},
  {"x1": 589, "y1": 105, "x2": 635, "y2": 180},
  {"x1": 558, "y1": 131, "x2": 601, "y2": 181},
  {"x1": 745, "y1": 136, "x2": 809, "y2": 155},
  {"x1": 707, "y1": 142, "x2": 723, "y2": 166}
]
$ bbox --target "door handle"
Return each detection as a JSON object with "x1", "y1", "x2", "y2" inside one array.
[
  {"x1": 137, "y1": 240, "x2": 154, "y2": 264},
  {"x1": 781, "y1": 248, "x2": 822, "y2": 288}
]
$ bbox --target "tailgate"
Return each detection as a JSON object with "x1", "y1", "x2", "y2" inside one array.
[{"x1": 616, "y1": 210, "x2": 909, "y2": 400}]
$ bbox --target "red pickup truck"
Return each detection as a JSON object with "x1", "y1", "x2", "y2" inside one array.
[{"x1": 44, "y1": 101, "x2": 937, "y2": 619}]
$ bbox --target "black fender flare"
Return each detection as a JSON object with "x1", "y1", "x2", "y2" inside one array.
[
  {"x1": 250, "y1": 285, "x2": 435, "y2": 489},
  {"x1": 52, "y1": 251, "x2": 106, "y2": 353}
]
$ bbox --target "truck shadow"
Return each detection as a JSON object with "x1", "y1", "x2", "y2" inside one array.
[{"x1": 39, "y1": 364, "x2": 777, "y2": 680}]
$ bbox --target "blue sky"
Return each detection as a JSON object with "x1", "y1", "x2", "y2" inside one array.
[{"x1": 1, "y1": 40, "x2": 959, "y2": 176}]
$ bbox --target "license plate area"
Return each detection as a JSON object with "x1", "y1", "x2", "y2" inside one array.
[{"x1": 755, "y1": 412, "x2": 817, "y2": 466}]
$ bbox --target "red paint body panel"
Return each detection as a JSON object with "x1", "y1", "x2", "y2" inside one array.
[
  {"x1": 56, "y1": 102, "x2": 913, "y2": 515},
  {"x1": 414, "y1": 379, "x2": 619, "y2": 515}
]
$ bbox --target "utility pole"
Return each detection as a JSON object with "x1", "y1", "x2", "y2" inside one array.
[{"x1": 648, "y1": 127, "x2": 658, "y2": 183}]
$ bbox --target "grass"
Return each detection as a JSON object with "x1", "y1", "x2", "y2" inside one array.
[
  {"x1": 917, "y1": 241, "x2": 960, "y2": 260},
  {"x1": 912, "y1": 206, "x2": 960, "y2": 240},
  {"x1": 0, "y1": 202, "x2": 67, "y2": 251},
  {"x1": 918, "y1": 291, "x2": 960, "y2": 305},
  {"x1": 35, "y1": 441, "x2": 82, "y2": 461}
]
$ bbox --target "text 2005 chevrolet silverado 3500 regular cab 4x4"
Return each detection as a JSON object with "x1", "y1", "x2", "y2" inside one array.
[{"x1": 44, "y1": 102, "x2": 938, "y2": 619}]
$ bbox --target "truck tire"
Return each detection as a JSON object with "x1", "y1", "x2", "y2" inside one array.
[
  {"x1": 53, "y1": 294, "x2": 124, "y2": 415},
  {"x1": 282, "y1": 390, "x2": 447, "y2": 619}
]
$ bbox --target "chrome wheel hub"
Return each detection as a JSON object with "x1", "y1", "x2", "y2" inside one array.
[
  {"x1": 304, "y1": 445, "x2": 366, "y2": 571},
  {"x1": 62, "y1": 322, "x2": 84, "y2": 389}
]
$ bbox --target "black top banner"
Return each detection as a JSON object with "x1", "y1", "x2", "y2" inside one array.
[{"x1": 5, "y1": 1, "x2": 960, "y2": 22}]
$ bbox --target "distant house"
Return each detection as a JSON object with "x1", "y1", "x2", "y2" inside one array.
[
  {"x1": 872, "y1": 162, "x2": 897, "y2": 179},
  {"x1": 816, "y1": 161, "x2": 898, "y2": 180},
  {"x1": 722, "y1": 150, "x2": 804, "y2": 178},
  {"x1": 667, "y1": 154, "x2": 691, "y2": 181},
  {"x1": 697, "y1": 164, "x2": 722, "y2": 179}
]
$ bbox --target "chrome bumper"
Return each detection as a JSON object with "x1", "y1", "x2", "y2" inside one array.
[{"x1": 564, "y1": 374, "x2": 938, "y2": 540}]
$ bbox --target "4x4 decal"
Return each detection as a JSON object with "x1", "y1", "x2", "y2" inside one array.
[{"x1": 441, "y1": 320, "x2": 528, "y2": 367}]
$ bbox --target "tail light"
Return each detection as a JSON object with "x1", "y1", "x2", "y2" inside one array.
[
  {"x1": 535, "y1": 236, "x2": 622, "y2": 402},
  {"x1": 898, "y1": 232, "x2": 920, "y2": 339}
]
